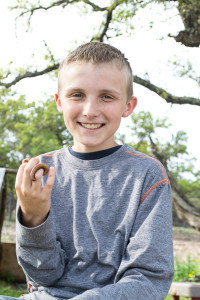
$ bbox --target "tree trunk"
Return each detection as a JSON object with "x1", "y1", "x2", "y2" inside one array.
[
  {"x1": 149, "y1": 137, "x2": 200, "y2": 231},
  {"x1": 169, "y1": 172, "x2": 200, "y2": 231}
]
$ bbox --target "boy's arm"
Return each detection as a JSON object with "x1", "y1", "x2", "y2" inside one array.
[
  {"x1": 15, "y1": 158, "x2": 67, "y2": 285},
  {"x1": 16, "y1": 207, "x2": 67, "y2": 286},
  {"x1": 70, "y1": 181, "x2": 174, "y2": 300}
]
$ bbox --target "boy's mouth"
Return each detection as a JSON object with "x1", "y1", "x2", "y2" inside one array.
[{"x1": 78, "y1": 122, "x2": 104, "y2": 129}]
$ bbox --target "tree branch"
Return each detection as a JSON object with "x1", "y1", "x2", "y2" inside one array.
[
  {"x1": 134, "y1": 75, "x2": 200, "y2": 106},
  {"x1": 91, "y1": 9, "x2": 113, "y2": 42},
  {"x1": 83, "y1": 0, "x2": 107, "y2": 11},
  {"x1": 0, "y1": 64, "x2": 59, "y2": 89},
  {"x1": 13, "y1": 0, "x2": 78, "y2": 17},
  {"x1": 90, "y1": 0, "x2": 121, "y2": 42},
  {"x1": 12, "y1": 0, "x2": 107, "y2": 21},
  {"x1": 1, "y1": 65, "x2": 200, "y2": 108}
]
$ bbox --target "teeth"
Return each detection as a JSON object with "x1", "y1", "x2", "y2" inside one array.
[{"x1": 81, "y1": 123, "x2": 102, "y2": 129}]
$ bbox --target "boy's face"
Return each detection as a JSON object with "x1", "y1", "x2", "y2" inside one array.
[{"x1": 55, "y1": 61, "x2": 137, "y2": 152}]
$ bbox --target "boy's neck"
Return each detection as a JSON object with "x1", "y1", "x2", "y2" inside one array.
[{"x1": 69, "y1": 145, "x2": 122, "y2": 160}]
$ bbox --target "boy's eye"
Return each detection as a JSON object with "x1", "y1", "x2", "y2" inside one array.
[
  {"x1": 73, "y1": 93, "x2": 82, "y2": 98},
  {"x1": 102, "y1": 95, "x2": 113, "y2": 101},
  {"x1": 71, "y1": 93, "x2": 83, "y2": 100}
]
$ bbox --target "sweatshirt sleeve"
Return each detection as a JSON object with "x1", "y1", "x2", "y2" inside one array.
[
  {"x1": 16, "y1": 207, "x2": 68, "y2": 286},
  {"x1": 70, "y1": 180, "x2": 174, "y2": 300}
]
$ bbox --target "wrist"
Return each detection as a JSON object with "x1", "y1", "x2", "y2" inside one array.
[{"x1": 21, "y1": 210, "x2": 49, "y2": 228}]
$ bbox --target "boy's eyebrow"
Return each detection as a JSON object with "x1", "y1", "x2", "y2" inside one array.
[
  {"x1": 62, "y1": 88, "x2": 84, "y2": 93},
  {"x1": 62, "y1": 88, "x2": 121, "y2": 96},
  {"x1": 99, "y1": 89, "x2": 120, "y2": 96}
]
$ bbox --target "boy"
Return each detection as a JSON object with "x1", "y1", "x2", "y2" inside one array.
[{"x1": 1, "y1": 42, "x2": 174, "y2": 299}]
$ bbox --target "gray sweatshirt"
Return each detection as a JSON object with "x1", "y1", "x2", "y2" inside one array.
[{"x1": 16, "y1": 144, "x2": 174, "y2": 300}]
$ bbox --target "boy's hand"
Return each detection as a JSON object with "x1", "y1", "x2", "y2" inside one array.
[{"x1": 15, "y1": 158, "x2": 55, "y2": 228}]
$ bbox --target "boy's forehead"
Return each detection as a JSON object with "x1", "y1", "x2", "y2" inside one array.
[
  {"x1": 63, "y1": 58, "x2": 129, "y2": 70},
  {"x1": 58, "y1": 60, "x2": 131, "y2": 99},
  {"x1": 59, "y1": 60, "x2": 127, "y2": 80}
]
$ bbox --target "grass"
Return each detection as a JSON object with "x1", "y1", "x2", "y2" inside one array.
[
  {"x1": 173, "y1": 226, "x2": 200, "y2": 235},
  {"x1": 174, "y1": 256, "x2": 200, "y2": 282},
  {"x1": 0, "y1": 280, "x2": 26, "y2": 297}
]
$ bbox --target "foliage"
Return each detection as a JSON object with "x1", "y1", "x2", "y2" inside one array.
[
  {"x1": 14, "y1": 97, "x2": 73, "y2": 157},
  {"x1": 128, "y1": 110, "x2": 188, "y2": 162},
  {"x1": 174, "y1": 256, "x2": 200, "y2": 282},
  {"x1": 171, "y1": 58, "x2": 200, "y2": 87},
  {"x1": 0, "y1": 90, "x2": 31, "y2": 169},
  {"x1": 127, "y1": 111, "x2": 200, "y2": 202},
  {"x1": 0, "y1": 95, "x2": 73, "y2": 169},
  {"x1": 0, "y1": 91, "x2": 73, "y2": 215},
  {"x1": 179, "y1": 176, "x2": 200, "y2": 202},
  {"x1": 0, "y1": 280, "x2": 26, "y2": 297}
]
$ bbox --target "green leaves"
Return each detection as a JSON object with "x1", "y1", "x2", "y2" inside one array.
[
  {"x1": 174, "y1": 256, "x2": 200, "y2": 282},
  {"x1": 129, "y1": 110, "x2": 170, "y2": 138},
  {"x1": 129, "y1": 111, "x2": 200, "y2": 204},
  {"x1": 127, "y1": 110, "x2": 200, "y2": 203},
  {"x1": 0, "y1": 95, "x2": 72, "y2": 169},
  {"x1": 128, "y1": 110, "x2": 191, "y2": 171}
]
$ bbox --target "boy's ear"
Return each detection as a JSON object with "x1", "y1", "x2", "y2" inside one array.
[
  {"x1": 55, "y1": 93, "x2": 63, "y2": 114},
  {"x1": 122, "y1": 96, "x2": 137, "y2": 118}
]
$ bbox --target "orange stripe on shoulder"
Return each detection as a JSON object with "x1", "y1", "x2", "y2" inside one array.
[
  {"x1": 40, "y1": 151, "x2": 62, "y2": 158},
  {"x1": 125, "y1": 150, "x2": 170, "y2": 205},
  {"x1": 126, "y1": 150, "x2": 166, "y2": 180},
  {"x1": 139, "y1": 179, "x2": 169, "y2": 205}
]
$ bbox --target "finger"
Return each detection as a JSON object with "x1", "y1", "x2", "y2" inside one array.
[
  {"x1": 22, "y1": 158, "x2": 30, "y2": 164},
  {"x1": 33, "y1": 168, "x2": 44, "y2": 181},
  {"x1": 31, "y1": 168, "x2": 45, "y2": 192},
  {"x1": 43, "y1": 167, "x2": 55, "y2": 197},
  {"x1": 15, "y1": 163, "x2": 27, "y2": 197},
  {"x1": 23, "y1": 158, "x2": 39, "y2": 187}
]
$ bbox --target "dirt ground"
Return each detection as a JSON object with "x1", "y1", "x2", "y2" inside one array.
[
  {"x1": 173, "y1": 228, "x2": 200, "y2": 261},
  {"x1": 1, "y1": 220, "x2": 200, "y2": 261}
]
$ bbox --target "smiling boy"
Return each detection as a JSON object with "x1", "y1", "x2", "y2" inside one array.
[
  {"x1": 55, "y1": 47, "x2": 137, "y2": 153},
  {"x1": 2, "y1": 42, "x2": 174, "y2": 300}
]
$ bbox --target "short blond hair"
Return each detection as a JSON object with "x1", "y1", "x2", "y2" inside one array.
[{"x1": 58, "y1": 42, "x2": 133, "y2": 100}]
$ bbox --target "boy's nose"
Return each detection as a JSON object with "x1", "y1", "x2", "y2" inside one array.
[{"x1": 82, "y1": 99, "x2": 100, "y2": 118}]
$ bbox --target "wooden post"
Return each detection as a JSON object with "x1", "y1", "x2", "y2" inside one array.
[
  {"x1": 0, "y1": 168, "x2": 7, "y2": 243},
  {"x1": 0, "y1": 168, "x2": 17, "y2": 241}
]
